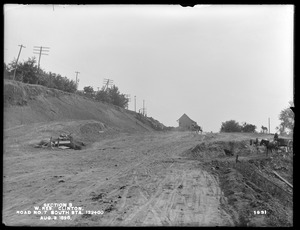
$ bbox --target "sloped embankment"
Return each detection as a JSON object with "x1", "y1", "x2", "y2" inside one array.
[
  {"x1": 183, "y1": 138, "x2": 293, "y2": 227},
  {"x1": 210, "y1": 160, "x2": 293, "y2": 227},
  {"x1": 3, "y1": 80, "x2": 163, "y2": 132}
]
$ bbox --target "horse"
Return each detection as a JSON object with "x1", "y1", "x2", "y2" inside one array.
[
  {"x1": 261, "y1": 126, "x2": 268, "y2": 133},
  {"x1": 260, "y1": 139, "x2": 278, "y2": 156},
  {"x1": 191, "y1": 124, "x2": 202, "y2": 134}
]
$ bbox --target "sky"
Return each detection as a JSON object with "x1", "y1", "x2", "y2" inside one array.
[{"x1": 4, "y1": 4, "x2": 294, "y2": 132}]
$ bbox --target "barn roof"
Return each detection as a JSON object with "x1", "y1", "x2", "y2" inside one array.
[{"x1": 177, "y1": 113, "x2": 196, "y2": 123}]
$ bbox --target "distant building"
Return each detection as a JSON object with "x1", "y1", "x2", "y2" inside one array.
[{"x1": 177, "y1": 113, "x2": 197, "y2": 131}]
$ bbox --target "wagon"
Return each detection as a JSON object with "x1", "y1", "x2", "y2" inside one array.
[{"x1": 276, "y1": 137, "x2": 293, "y2": 152}]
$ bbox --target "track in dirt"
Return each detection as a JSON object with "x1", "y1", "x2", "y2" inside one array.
[{"x1": 3, "y1": 123, "x2": 235, "y2": 226}]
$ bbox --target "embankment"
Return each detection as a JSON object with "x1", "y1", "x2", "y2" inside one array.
[{"x1": 4, "y1": 80, "x2": 163, "y2": 132}]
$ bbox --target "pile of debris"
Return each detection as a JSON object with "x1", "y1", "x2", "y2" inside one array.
[{"x1": 35, "y1": 133, "x2": 85, "y2": 150}]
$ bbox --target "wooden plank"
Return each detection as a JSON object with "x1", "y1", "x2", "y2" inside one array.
[
  {"x1": 273, "y1": 171, "x2": 293, "y2": 188},
  {"x1": 58, "y1": 146, "x2": 70, "y2": 149},
  {"x1": 55, "y1": 140, "x2": 70, "y2": 144}
]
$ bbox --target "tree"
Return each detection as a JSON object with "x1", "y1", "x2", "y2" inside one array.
[
  {"x1": 95, "y1": 87, "x2": 111, "y2": 103},
  {"x1": 107, "y1": 85, "x2": 128, "y2": 108},
  {"x1": 220, "y1": 120, "x2": 242, "y2": 132},
  {"x1": 95, "y1": 85, "x2": 128, "y2": 108},
  {"x1": 241, "y1": 122, "x2": 256, "y2": 133},
  {"x1": 63, "y1": 78, "x2": 77, "y2": 93},
  {"x1": 10, "y1": 57, "x2": 38, "y2": 83},
  {"x1": 4, "y1": 63, "x2": 12, "y2": 79},
  {"x1": 276, "y1": 101, "x2": 294, "y2": 135},
  {"x1": 83, "y1": 86, "x2": 95, "y2": 98}
]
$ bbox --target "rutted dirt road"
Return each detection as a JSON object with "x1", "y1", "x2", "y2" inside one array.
[{"x1": 3, "y1": 121, "x2": 234, "y2": 226}]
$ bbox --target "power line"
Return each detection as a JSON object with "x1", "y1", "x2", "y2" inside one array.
[
  {"x1": 13, "y1": 44, "x2": 26, "y2": 80},
  {"x1": 33, "y1": 46, "x2": 50, "y2": 70}
]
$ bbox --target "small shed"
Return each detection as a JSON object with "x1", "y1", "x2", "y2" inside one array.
[{"x1": 177, "y1": 113, "x2": 197, "y2": 131}]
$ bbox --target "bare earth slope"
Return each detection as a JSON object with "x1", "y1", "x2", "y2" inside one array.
[{"x1": 4, "y1": 80, "x2": 154, "y2": 132}]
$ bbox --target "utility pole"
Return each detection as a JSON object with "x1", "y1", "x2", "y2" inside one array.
[
  {"x1": 143, "y1": 100, "x2": 146, "y2": 116},
  {"x1": 33, "y1": 46, "x2": 50, "y2": 71},
  {"x1": 268, "y1": 117, "x2": 270, "y2": 134},
  {"x1": 13, "y1": 44, "x2": 26, "y2": 81},
  {"x1": 75, "y1": 71, "x2": 80, "y2": 89},
  {"x1": 134, "y1": 96, "x2": 136, "y2": 112},
  {"x1": 103, "y1": 78, "x2": 114, "y2": 91}
]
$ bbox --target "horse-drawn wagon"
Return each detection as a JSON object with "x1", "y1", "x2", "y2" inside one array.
[{"x1": 276, "y1": 137, "x2": 293, "y2": 152}]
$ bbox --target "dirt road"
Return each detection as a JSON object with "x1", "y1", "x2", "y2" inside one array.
[{"x1": 3, "y1": 121, "x2": 234, "y2": 226}]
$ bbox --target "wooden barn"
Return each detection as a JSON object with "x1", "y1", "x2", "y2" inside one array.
[{"x1": 177, "y1": 113, "x2": 197, "y2": 131}]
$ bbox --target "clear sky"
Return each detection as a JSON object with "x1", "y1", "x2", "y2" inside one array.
[{"x1": 4, "y1": 4, "x2": 294, "y2": 132}]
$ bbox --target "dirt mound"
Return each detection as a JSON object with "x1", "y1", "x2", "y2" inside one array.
[
  {"x1": 79, "y1": 122, "x2": 106, "y2": 134},
  {"x1": 4, "y1": 80, "x2": 163, "y2": 132},
  {"x1": 182, "y1": 140, "x2": 250, "y2": 159}
]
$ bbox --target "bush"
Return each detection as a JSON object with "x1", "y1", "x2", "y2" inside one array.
[
  {"x1": 94, "y1": 85, "x2": 128, "y2": 109},
  {"x1": 220, "y1": 120, "x2": 242, "y2": 132},
  {"x1": 241, "y1": 123, "x2": 256, "y2": 133},
  {"x1": 4, "y1": 58, "x2": 77, "y2": 93}
]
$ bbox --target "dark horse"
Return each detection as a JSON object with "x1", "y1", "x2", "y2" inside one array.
[
  {"x1": 260, "y1": 139, "x2": 278, "y2": 156},
  {"x1": 191, "y1": 124, "x2": 203, "y2": 134}
]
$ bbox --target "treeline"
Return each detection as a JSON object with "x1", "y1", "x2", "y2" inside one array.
[
  {"x1": 220, "y1": 120, "x2": 256, "y2": 133},
  {"x1": 78, "y1": 85, "x2": 129, "y2": 109},
  {"x1": 4, "y1": 57, "x2": 77, "y2": 93},
  {"x1": 220, "y1": 102, "x2": 294, "y2": 136},
  {"x1": 4, "y1": 57, "x2": 129, "y2": 109}
]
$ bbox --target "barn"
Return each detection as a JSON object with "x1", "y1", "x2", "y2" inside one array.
[{"x1": 177, "y1": 113, "x2": 197, "y2": 131}]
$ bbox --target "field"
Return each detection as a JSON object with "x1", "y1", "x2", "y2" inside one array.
[{"x1": 3, "y1": 80, "x2": 293, "y2": 226}]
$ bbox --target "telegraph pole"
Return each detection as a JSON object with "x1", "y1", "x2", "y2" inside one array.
[
  {"x1": 75, "y1": 71, "x2": 80, "y2": 89},
  {"x1": 268, "y1": 117, "x2": 270, "y2": 134},
  {"x1": 143, "y1": 100, "x2": 145, "y2": 116},
  {"x1": 13, "y1": 44, "x2": 26, "y2": 80},
  {"x1": 33, "y1": 46, "x2": 50, "y2": 71},
  {"x1": 134, "y1": 96, "x2": 136, "y2": 112},
  {"x1": 103, "y1": 78, "x2": 114, "y2": 91}
]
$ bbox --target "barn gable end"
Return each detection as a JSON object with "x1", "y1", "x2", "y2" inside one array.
[{"x1": 177, "y1": 113, "x2": 197, "y2": 130}]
